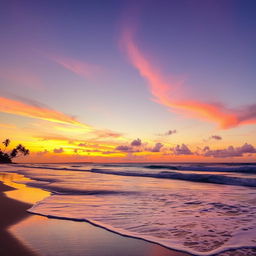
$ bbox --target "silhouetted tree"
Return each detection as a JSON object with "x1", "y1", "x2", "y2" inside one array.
[
  {"x1": 0, "y1": 139, "x2": 30, "y2": 163},
  {"x1": 2, "y1": 139, "x2": 10, "y2": 152}
]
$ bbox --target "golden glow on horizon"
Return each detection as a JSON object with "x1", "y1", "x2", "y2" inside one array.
[
  {"x1": 0, "y1": 126, "x2": 254, "y2": 163},
  {"x1": 0, "y1": 122, "x2": 255, "y2": 162}
]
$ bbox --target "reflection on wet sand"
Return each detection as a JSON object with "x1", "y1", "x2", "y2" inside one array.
[
  {"x1": 10, "y1": 215, "x2": 188, "y2": 256},
  {"x1": 0, "y1": 172, "x2": 50, "y2": 204},
  {"x1": 0, "y1": 171, "x2": 188, "y2": 256}
]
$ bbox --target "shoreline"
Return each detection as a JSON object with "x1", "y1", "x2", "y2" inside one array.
[
  {"x1": 0, "y1": 175, "x2": 189, "y2": 256},
  {"x1": 0, "y1": 182, "x2": 38, "y2": 256},
  {"x1": 1, "y1": 168, "x2": 255, "y2": 256}
]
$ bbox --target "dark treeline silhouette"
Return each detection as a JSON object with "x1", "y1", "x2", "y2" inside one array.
[{"x1": 0, "y1": 139, "x2": 29, "y2": 163}]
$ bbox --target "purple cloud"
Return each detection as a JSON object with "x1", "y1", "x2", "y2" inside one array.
[
  {"x1": 211, "y1": 135, "x2": 222, "y2": 140},
  {"x1": 37, "y1": 149, "x2": 49, "y2": 155},
  {"x1": 204, "y1": 143, "x2": 256, "y2": 158},
  {"x1": 166, "y1": 129, "x2": 177, "y2": 135},
  {"x1": 115, "y1": 145, "x2": 133, "y2": 152},
  {"x1": 151, "y1": 143, "x2": 164, "y2": 152},
  {"x1": 78, "y1": 143, "x2": 86, "y2": 147},
  {"x1": 173, "y1": 144, "x2": 192, "y2": 155},
  {"x1": 159, "y1": 129, "x2": 177, "y2": 136},
  {"x1": 84, "y1": 149, "x2": 101, "y2": 153},
  {"x1": 53, "y1": 147, "x2": 64, "y2": 153},
  {"x1": 237, "y1": 104, "x2": 256, "y2": 124},
  {"x1": 131, "y1": 138, "x2": 142, "y2": 146},
  {"x1": 203, "y1": 146, "x2": 210, "y2": 152},
  {"x1": 102, "y1": 151, "x2": 118, "y2": 154},
  {"x1": 93, "y1": 129, "x2": 123, "y2": 139}
]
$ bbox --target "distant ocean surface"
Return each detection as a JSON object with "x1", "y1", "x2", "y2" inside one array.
[{"x1": 1, "y1": 162, "x2": 256, "y2": 256}]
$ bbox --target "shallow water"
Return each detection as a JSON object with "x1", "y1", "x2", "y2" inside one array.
[{"x1": 1, "y1": 162, "x2": 256, "y2": 255}]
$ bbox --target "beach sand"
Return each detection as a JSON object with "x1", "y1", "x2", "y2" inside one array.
[
  {"x1": 0, "y1": 176, "x2": 189, "y2": 256},
  {"x1": 0, "y1": 182, "x2": 38, "y2": 256}
]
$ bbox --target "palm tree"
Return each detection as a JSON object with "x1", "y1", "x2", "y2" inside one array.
[
  {"x1": 0, "y1": 139, "x2": 30, "y2": 163},
  {"x1": 24, "y1": 149, "x2": 30, "y2": 156},
  {"x1": 12, "y1": 144, "x2": 29, "y2": 159},
  {"x1": 2, "y1": 139, "x2": 10, "y2": 152},
  {"x1": 10, "y1": 148, "x2": 18, "y2": 158}
]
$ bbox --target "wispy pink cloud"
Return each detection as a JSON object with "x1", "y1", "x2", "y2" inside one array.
[
  {"x1": 121, "y1": 28, "x2": 256, "y2": 129},
  {"x1": 0, "y1": 68, "x2": 43, "y2": 89},
  {"x1": 49, "y1": 54, "x2": 101, "y2": 79},
  {"x1": 91, "y1": 129, "x2": 123, "y2": 139}
]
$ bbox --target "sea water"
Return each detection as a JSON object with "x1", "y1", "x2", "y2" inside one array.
[{"x1": 1, "y1": 162, "x2": 256, "y2": 255}]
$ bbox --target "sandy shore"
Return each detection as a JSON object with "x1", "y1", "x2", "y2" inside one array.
[
  {"x1": 0, "y1": 174, "x2": 189, "y2": 256},
  {"x1": 0, "y1": 182, "x2": 38, "y2": 256}
]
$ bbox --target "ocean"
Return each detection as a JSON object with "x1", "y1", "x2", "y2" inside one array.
[{"x1": 0, "y1": 162, "x2": 256, "y2": 256}]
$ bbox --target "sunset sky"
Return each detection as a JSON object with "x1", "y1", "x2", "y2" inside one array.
[{"x1": 0, "y1": 0, "x2": 256, "y2": 162}]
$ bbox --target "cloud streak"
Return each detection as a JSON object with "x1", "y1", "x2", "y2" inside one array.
[
  {"x1": 0, "y1": 96, "x2": 89, "y2": 127},
  {"x1": 92, "y1": 129, "x2": 123, "y2": 139},
  {"x1": 159, "y1": 129, "x2": 177, "y2": 136},
  {"x1": 121, "y1": 28, "x2": 256, "y2": 129},
  {"x1": 49, "y1": 55, "x2": 101, "y2": 79},
  {"x1": 0, "y1": 67, "x2": 43, "y2": 89}
]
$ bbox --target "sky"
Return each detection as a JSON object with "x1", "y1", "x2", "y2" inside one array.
[{"x1": 0, "y1": 0, "x2": 256, "y2": 163}]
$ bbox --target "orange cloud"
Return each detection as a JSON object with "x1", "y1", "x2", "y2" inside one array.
[
  {"x1": 121, "y1": 28, "x2": 256, "y2": 129},
  {"x1": 91, "y1": 129, "x2": 123, "y2": 139},
  {"x1": 49, "y1": 55, "x2": 101, "y2": 79},
  {"x1": 0, "y1": 96, "x2": 89, "y2": 127}
]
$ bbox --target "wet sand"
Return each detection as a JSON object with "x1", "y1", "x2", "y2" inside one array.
[
  {"x1": 0, "y1": 182, "x2": 38, "y2": 256},
  {"x1": 0, "y1": 178, "x2": 189, "y2": 256}
]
